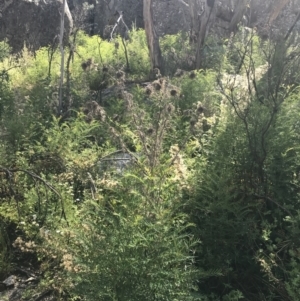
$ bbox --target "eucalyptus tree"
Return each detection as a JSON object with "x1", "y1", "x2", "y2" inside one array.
[{"x1": 143, "y1": 0, "x2": 164, "y2": 76}]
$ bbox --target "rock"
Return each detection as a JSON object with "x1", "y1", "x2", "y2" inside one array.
[
  {"x1": 3, "y1": 275, "x2": 17, "y2": 288},
  {"x1": 0, "y1": 270, "x2": 51, "y2": 301},
  {"x1": 98, "y1": 151, "x2": 135, "y2": 174},
  {"x1": 0, "y1": 0, "x2": 73, "y2": 53}
]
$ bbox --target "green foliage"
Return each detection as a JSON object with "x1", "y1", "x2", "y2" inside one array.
[
  {"x1": 221, "y1": 28, "x2": 266, "y2": 74},
  {"x1": 126, "y1": 29, "x2": 151, "y2": 77},
  {"x1": 200, "y1": 35, "x2": 226, "y2": 71},
  {"x1": 0, "y1": 41, "x2": 10, "y2": 64},
  {"x1": 1, "y1": 25, "x2": 300, "y2": 301},
  {"x1": 160, "y1": 32, "x2": 194, "y2": 75},
  {"x1": 175, "y1": 70, "x2": 218, "y2": 112},
  {"x1": 186, "y1": 32, "x2": 300, "y2": 300},
  {"x1": 0, "y1": 41, "x2": 13, "y2": 120},
  {"x1": 67, "y1": 180, "x2": 198, "y2": 301}
]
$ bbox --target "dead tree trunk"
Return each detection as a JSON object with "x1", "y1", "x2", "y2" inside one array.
[
  {"x1": 58, "y1": 0, "x2": 73, "y2": 116},
  {"x1": 143, "y1": 0, "x2": 163, "y2": 76},
  {"x1": 58, "y1": 0, "x2": 66, "y2": 116}
]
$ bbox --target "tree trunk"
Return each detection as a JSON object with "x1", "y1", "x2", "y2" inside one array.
[
  {"x1": 188, "y1": 0, "x2": 201, "y2": 37},
  {"x1": 143, "y1": 0, "x2": 163, "y2": 75},
  {"x1": 268, "y1": 0, "x2": 291, "y2": 27},
  {"x1": 229, "y1": 0, "x2": 247, "y2": 32},
  {"x1": 58, "y1": 0, "x2": 66, "y2": 116},
  {"x1": 195, "y1": 0, "x2": 215, "y2": 69},
  {"x1": 285, "y1": 10, "x2": 300, "y2": 40}
]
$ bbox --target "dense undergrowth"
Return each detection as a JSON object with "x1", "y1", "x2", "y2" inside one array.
[{"x1": 1, "y1": 28, "x2": 300, "y2": 301}]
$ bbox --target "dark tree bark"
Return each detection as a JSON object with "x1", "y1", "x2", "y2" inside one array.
[{"x1": 143, "y1": 0, "x2": 163, "y2": 75}]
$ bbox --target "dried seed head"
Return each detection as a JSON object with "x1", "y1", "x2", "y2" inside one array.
[
  {"x1": 189, "y1": 71, "x2": 196, "y2": 79},
  {"x1": 145, "y1": 86, "x2": 153, "y2": 95},
  {"x1": 146, "y1": 128, "x2": 154, "y2": 135},
  {"x1": 81, "y1": 62, "x2": 88, "y2": 71},
  {"x1": 174, "y1": 68, "x2": 184, "y2": 77},
  {"x1": 116, "y1": 70, "x2": 125, "y2": 79},
  {"x1": 197, "y1": 104, "x2": 204, "y2": 114},
  {"x1": 170, "y1": 89, "x2": 177, "y2": 96},
  {"x1": 166, "y1": 103, "x2": 175, "y2": 114},
  {"x1": 86, "y1": 58, "x2": 93, "y2": 65},
  {"x1": 152, "y1": 80, "x2": 162, "y2": 91},
  {"x1": 202, "y1": 118, "x2": 211, "y2": 131},
  {"x1": 84, "y1": 101, "x2": 106, "y2": 122}
]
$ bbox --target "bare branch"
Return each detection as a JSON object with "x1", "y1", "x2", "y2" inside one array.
[
  {"x1": 110, "y1": 13, "x2": 122, "y2": 40},
  {"x1": 0, "y1": 167, "x2": 67, "y2": 223},
  {"x1": 110, "y1": 11, "x2": 129, "y2": 41},
  {"x1": 177, "y1": 0, "x2": 189, "y2": 7}
]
